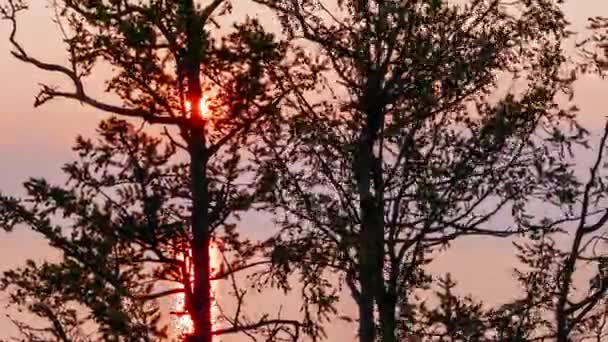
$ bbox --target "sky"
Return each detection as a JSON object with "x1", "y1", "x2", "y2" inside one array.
[{"x1": 1, "y1": 0, "x2": 608, "y2": 340}]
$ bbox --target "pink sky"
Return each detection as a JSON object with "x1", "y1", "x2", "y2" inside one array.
[{"x1": 1, "y1": 1, "x2": 608, "y2": 340}]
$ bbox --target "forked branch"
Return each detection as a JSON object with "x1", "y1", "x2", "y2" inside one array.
[{"x1": 0, "y1": 0, "x2": 185, "y2": 126}]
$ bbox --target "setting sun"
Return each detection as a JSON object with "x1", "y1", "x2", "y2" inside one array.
[{"x1": 185, "y1": 97, "x2": 212, "y2": 119}]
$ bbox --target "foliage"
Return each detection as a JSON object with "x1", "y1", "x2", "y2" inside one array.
[
  {"x1": 3, "y1": 0, "x2": 608, "y2": 341},
  {"x1": 0, "y1": 0, "x2": 316, "y2": 340},
  {"x1": 384, "y1": 124, "x2": 608, "y2": 342},
  {"x1": 581, "y1": 15, "x2": 608, "y2": 72},
  {"x1": 488, "y1": 124, "x2": 608, "y2": 341},
  {"x1": 0, "y1": 119, "x2": 310, "y2": 341},
  {"x1": 249, "y1": 0, "x2": 588, "y2": 341}
]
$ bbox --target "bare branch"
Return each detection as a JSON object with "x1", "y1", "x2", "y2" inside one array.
[{"x1": 1, "y1": 0, "x2": 184, "y2": 126}]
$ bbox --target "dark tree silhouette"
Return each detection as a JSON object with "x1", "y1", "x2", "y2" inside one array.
[
  {"x1": 487, "y1": 122, "x2": 608, "y2": 342},
  {"x1": 251, "y1": 0, "x2": 587, "y2": 341},
  {"x1": 0, "y1": 119, "x2": 314, "y2": 341},
  {"x1": 400, "y1": 123, "x2": 608, "y2": 341},
  {"x1": 3, "y1": 0, "x2": 607, "y2": 341},
  {"x1": 416, "y1": 274, "x2": 489, "y2": 340},
  {"x1": 0, "y1": 0, "x2": 313, "y2": 340}
]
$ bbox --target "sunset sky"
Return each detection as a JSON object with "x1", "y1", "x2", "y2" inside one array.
[{"x1": 1, "y1": 1, "x2": 608, "y2": 340}]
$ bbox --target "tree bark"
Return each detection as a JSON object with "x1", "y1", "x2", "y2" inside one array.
[
  {"x1": 358, "y1": 189, "x2": 386, "y2": 342},
  {"x1": 189, "y1": 127, "x2": 213, "y2": 342},
  {"x1": 358, "y1": 207, "x2": 378, "y2": 342},
  {"x1": 378, "y1": 295, "x2": 397, "y2": 342},
  {"x1": 182, "y1": 0, "x2": 213, "y2": 341},
  {"x1": 356, "y1": 132, "x2": 385, "y2": 342}
]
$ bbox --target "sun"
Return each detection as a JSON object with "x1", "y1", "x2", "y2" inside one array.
[{"x1": 184, "y1": 97, "x2": 212, "y2": 119}]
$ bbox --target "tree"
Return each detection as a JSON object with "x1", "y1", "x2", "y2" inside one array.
[
  {"x1": 251, "y1": 0, "x2": 587, "y2": 341},
  {"x1": 415, "y1": 274, "x2": 489, "y2": 341},
  {"x1": 0, "y1": 124, "x2": 175, "y2": 342},
  {"x1": 0, "y1": 0, "x2": 311, "y2": 341},
  {"x1": 477, "y1": 13, "x2": 608, "y2": 342},
  {"x1": 484, "y1": 122, "x2": 608, "y2": 342},
  {"x1": 0, "y1": 121, "x2": 171, "y2": 342},
  {"x1": 399, "y1": 123, "x2": 608, "y2": 341},
  {"x1": 0, "y1": 118, "x2": 316, "y2": 341}
]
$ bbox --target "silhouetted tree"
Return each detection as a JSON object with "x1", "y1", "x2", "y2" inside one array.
[
  {"x1": 483, "y1": 122, "x2": 608, "y2": 342},
  {"x1": 0, "y1": 0, "x2": 312, "y2": 341},
  {"x1": 382, "y1": 123, "x2": 608, "y2": 342},
  {"x1": 0, "y1": 119, "x2": 314, "y2": 341},
  {"x1": 251, "y1": 0, "x2": 587, "y2": 341},
  {"x1": 416, "y1": 274, "x2": 489, "y2": 341}
]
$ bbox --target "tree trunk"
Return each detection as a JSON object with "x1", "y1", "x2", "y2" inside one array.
[
  {"x1": 183, "y1": 0, "x2": 213, "y2": 340},
  {"x1": 359, "y1": 213, "x2": 378, "y2": 342},
  {"x1": 378, "y1": 296, "x2": 397, "y2": 342},
  {"x1": 357, "y1": 139, "x2": 385, "y2": 342},
  {"x1": 189, "y1": 128, "x2": 213, "y2": 342},
  {"x1": 358, "y1": 196, "x2": 385, "y2": 342},
  {"x1": 356, "y1": 88, "x2": 387, "y2": 341}
]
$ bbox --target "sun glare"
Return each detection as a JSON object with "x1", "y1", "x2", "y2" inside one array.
[
  {"x1": 172, "y1": 241, "x2": 222, "y2": 340},
  {"x1": 184, "y1": 97, "x2": 212, "y2": 119}
]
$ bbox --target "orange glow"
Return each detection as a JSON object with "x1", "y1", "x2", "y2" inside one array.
[
  {"x1": 184, "y1": 97, "x2": 212, "y2": 119},
  {"x1": 172, "y1": 241, "x2": 222, "y2": 339}
]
